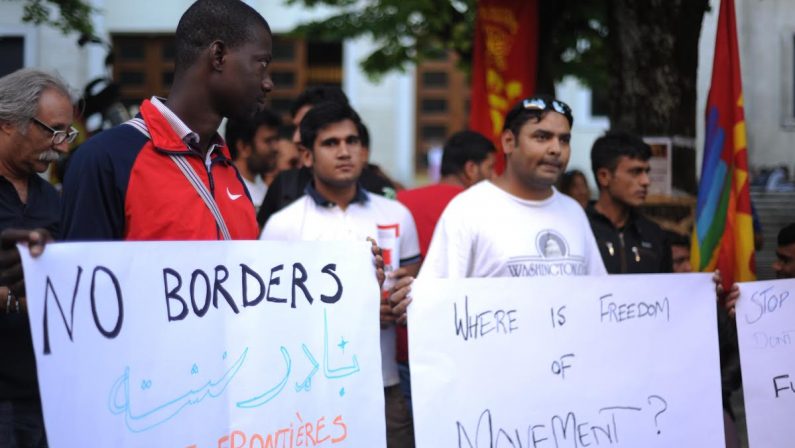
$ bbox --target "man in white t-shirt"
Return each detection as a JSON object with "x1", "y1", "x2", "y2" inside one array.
[
  {"x1": 260, "y1": 101, "x2": 420, "y2": 448},
  {"x1": 390, "y1": 96, "x2": 606, "y2": 319},
  {"x1": 418, "y1": 95, "x2": 606, "y2": 279}
]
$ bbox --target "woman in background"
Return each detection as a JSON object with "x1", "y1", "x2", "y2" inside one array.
[{"x1": 558, "y1": 169, "x2": 591, "y2": 208}]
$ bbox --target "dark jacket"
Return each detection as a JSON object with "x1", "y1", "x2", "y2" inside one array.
[
  {"x1": 0, "y1": 174, "x2": 60, "y2": 400},
  {"x1": 586, "y1": 203, "x2": 672, "y2": 274}
]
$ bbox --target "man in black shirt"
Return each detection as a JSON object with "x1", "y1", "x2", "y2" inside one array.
[
  {"x1": 0, "y1": 69, "x2": 75, "y2": 447},
  {"x1": 586, "y1": 131, "x2": 671, "y2": 273}
]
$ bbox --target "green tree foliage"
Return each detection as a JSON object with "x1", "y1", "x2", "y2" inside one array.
[
  {"x1": 18, "y1": 0, "x2": 95, "y2": 37},
  {"x1": 536, "y1": 0, "x2": 608, "y2": 94},
  {"x1": 286, "y1": 0, "x2": 476, "y2": 79},
  {"x1": 288, "y1": 0, "x2": 710, "y2": 137},
  {"x1": 287, "y1": 0, "x2": 608, "y2": 90}
]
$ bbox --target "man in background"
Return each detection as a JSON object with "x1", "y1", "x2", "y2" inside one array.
[
  {"x1": 667, "y1": 231, "x2": 693, "y2": 273},
  {"x1": 586, "y1": 131, "x2": 671, "y2": 273},
  {"x1": 226, "y1": 108, "x2": 281, "y2": 212},
  {"x1": 271, "y1": 123, "x2": 301, "y2": 177},
  {"x1": 772, "y1": 223, "x2": 795, "y2": 278}
]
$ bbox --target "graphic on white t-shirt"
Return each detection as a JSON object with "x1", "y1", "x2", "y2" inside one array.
[{"x1": 505, "y1": 229, "x2": 587, "y2": 277}]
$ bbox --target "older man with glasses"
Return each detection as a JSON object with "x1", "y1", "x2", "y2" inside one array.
[{"x1": 0, "y1": 68, "x2": 76, "y2": 447}]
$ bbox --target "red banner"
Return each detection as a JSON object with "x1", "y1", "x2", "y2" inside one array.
[{"x1": 468, "y1": 0, "x2": 538, "y2": 174}]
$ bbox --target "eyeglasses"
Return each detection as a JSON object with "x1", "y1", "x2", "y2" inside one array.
[
  {"x1": 30, "y1": 117, "x2": 79, "y2": 145},
  {"x1": 522, "y1": 97, "x2": 572, "y2": 117}
]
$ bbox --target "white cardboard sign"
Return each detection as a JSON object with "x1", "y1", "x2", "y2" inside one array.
[
  {"x1": 736, "y1": 278, "x2": 795, "y2": 448},
  {"x1": 20, "y1": 240, "x2": 385, "y2": 448},
  {"x1": 409, "y1": 273, "x2": 724, "y2": 447}
]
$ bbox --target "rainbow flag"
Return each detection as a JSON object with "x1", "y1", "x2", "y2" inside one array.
[{"x1": 692, "y1": 0, "x2": 755, "y2": 288}]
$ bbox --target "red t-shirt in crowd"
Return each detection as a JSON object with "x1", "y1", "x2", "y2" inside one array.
[{"x1": 395, "y1": 183, "x2": 465, "y2": 363}]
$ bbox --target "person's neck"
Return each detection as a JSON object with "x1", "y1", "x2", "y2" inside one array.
[
  {"x1": 234, "y1": 160, "x2": 256, "y2": 183},
  {"x1": 494, "y1": 171, "x2": 554, "y2": 201},
  {"x1": 0, "y1": 162, "x2": 29, "y2": 203},
  {"x1": 263, "y1": 171, "x2": 276, "y2": 186},
  {"x1": 165, "y1": 80, "x2": 221, "y2": 155},
  {"x1": 594, "y1": 194, "x2": 631, "y2": 229},
  {"x1": 439, "y1": 174, "x2": 466, "y2": 188},
  {"x1": 314, "y1": 180, "x2": 358, "y2": 211}
]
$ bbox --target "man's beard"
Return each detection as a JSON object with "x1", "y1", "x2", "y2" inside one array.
[{"x1": 247, "y1": 154, "x2": 274, "y2": 176}]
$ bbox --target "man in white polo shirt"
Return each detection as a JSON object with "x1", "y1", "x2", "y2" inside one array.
[{"x1": 260, "y1": 101, "x2": 420, "y2": 447}]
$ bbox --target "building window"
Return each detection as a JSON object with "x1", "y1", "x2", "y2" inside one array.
[
  {"x1": 422, "y1": 72, "x2": 449, "y2": 88},
  {"x1": 421, "y1": 98, "x2": 448, "y2": 114},
  {"x1": 267, "y1": 35, "x2": 305, "y2": 117},
  {"x1": 112, "y1": 35, "x2": 175, "y2": 109},
  {"x1": 415, "y1": 52, "x2": 470, "y2": 172},
  {"x1": 259, "y1": 36, "x2": 343, "y2": 118},
  {"x1": 0, "y1": 36, "x2": 25, "y2": 78},
  {"x1": 111, "y1": 34, "x2": 342, "y2": 120}
]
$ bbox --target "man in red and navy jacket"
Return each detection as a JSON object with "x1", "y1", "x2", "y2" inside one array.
[{"x1": 61, "y1": 0, "x2": 273, "y2": 241}]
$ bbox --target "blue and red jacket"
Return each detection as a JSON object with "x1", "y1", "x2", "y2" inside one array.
[{"x1": 61, "y1": 99, "x2": 259, "y2": 241}]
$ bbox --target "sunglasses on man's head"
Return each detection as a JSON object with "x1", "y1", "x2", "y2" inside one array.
[
  {"x1": 503, "y1": 96, "x2": 574, "y2": 132},
  {"x1": 522, "y1": 97, "x2": 572, "y2": 117}
]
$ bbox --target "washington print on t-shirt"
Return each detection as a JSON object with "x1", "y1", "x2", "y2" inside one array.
[
  {"x1": 505, "y1": 229, "x2": 587, "y2": 277},
  {"x1": 419, "y1": 181, "x2": 607, "y2": 279}
]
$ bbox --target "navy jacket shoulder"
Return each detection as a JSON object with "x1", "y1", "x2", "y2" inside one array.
[{"x1": 60, "y1": 124, "x2": 149, "y2": 240}]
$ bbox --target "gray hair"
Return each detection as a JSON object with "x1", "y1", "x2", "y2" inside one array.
[{"x1": 0, "y1": 69, "x2": 73, "y2": 131}]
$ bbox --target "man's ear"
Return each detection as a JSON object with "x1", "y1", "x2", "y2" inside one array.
[
  {"x1": 209, "y1": 40, "x2": 227, "y2": 72},
  {"x1": 235, "y1": 140, "x2": 252, "y2": 158},
  {"x1": 596, "y1": 167, "x2": 612, "y2": 189},
  {"x1": 500, "y1": 129, "x2": 515, "y2": 156},
  {"x1": 297, "y1": 144, "x2": 308, "y2": 156},
  {"x1": 300, "y1": 146, "x2": 314, "y2": 168},
  {"x1": 0, "y1": 122, "x2": 17, "y2": 137},
  {"x1": 462, "y1": 160, "x2": 478, "y2": 183}
]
